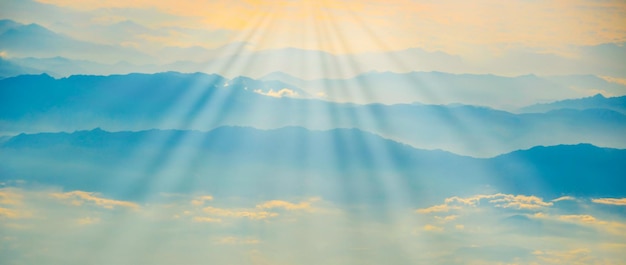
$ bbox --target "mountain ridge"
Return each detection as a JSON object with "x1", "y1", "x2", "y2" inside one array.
[
  {"x1": 1, "y1": 126, "x2": 624, "y2": 203},
  {"x1": 3, "y1": 126, "x2": 621, "y2": 158},
  {"x1": 1, "y1": 72, "x2": 624, "y2": 157},
  {"x1": 519, "y1": 93, "x2": 626, "y2": 114}
]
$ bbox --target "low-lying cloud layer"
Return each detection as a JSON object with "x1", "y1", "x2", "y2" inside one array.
[{"x1": 2, "y1": 184, "x2": 625, "y2": 265}]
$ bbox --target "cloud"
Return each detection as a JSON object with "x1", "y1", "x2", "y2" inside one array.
[
  {"x1": 533, "y1": 212, "x2": 626, "y2": 237},
  {"x1": 215, "y1": 236, "x2": 260, "y2": 245},
  {"x1": 2, "y1": 185, "x2": 626, "y2": 264},
  {"x1": 316, "y1": 91, "x2": 327, "y2": 98},
  {"x1": 489, "y1": 194, "x2": 553, "y2": 209},
  {"x1": 549, "y1": 214, "x2": 626, "y2": 239},
  {"x1": 532, "y1": 249, "x2": 595, "y2": 265},
  {"x1": 254, "y1": 88, "x2": 298, "y2": 98},
  {"x1": 0, "y1": 188, "x2": 29, "y2": 219},
  {"x1": 202, "y1": 206, "x2": 278, "y2": 220},
  {"x1": 192, "y1": 216, "x2": 222, "y2": 223},
  {"x1": 600, "y1": 76, "x2": 626, "y2": 86},
  {"x1": 412, "y1": 192, "x2": 626, "y2": 264},
  {"x1": 256, "y1": 198, "x2": 319, "y2": 211},
  {"x1": 29, "y1": 0, "x2": 626, "y2": 55},
  {"x1": 191, "y1": 198, "x2": 324, "y2": 222},
  {"x1": 0, "y1": 189, "x2": 23, "y2": 205},
  {"x1": 434, "y1": 215, "x2": 459, "y2": 223},
  {"x1": 190, "y1": 195, "x2": 213, "y2": 206},
  {"x1": 417, "y1": 193, "x2": 553, "y2": 214},
  {"x1": 76, "y1": 216, "x2": 100, "y2": 225},
  {"x1": 50, "y1": 191, "x2": 139, "y2": 210},
  {"x1": 0, "y1": 207, "x2": 25, "y2": 219},
  {"x1": 423, "y1": 224, "x2": 443, "y2": 232},
  {"x1": 4, "y1": 1, "x2": 626, "y2": 77},
  {"x1": 591, "y1": 198, "x2": 626, "y2": 206},
  {"x1": 559, "y1": 214, "x2": 598, "y2": 224},
  {"x1": 415, "y1": 204, "x2": 459, "y2": 214},
  {"x1": 552, "y1": 196, "x2": 576, "y2": 202}
]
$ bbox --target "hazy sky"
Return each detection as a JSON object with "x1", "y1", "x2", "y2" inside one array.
[
  {"x1": 2, "y1": 2, "x2": 626, "y2": 264},
  {"x1": 2, "y1": 0, "x2": 625, "y2": 55},
  {"x1": 1, "y1": 0, "x2": 626, "y2": 80}
]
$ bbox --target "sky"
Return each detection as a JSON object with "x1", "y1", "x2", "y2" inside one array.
[
  {"x1": 1, "y1": 0, "x2": 626, "y2": 79},
  {"x1": 1, "y1": 0, "x2": 625, "y2": 55},
  {"x1": 1, "y1": 1, "x2": 626, "y2": 264}
]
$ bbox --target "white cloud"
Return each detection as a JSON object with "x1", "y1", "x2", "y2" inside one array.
[
  {"x1": 552, "y1": 196, "x2": 576, "y2": 202},
  {"x1": 423, "y1": 224, "x2": 443, "y2": 232},
  {"x1": 416, "y1": 204, "x2": 459, "y2": 214},
  {"x1": 202, "y1": 206, "x2": 278, "y2": 220},
  {"x1": 192, "y1": 197, "x2": 325, "y2": 222},
  {"x1": 489, "y1": 194, "x2": 553, "y2": 209},
  {"x1": 254, "y1": 88, "x2": 298, "y2": 98},
  {"x1": 2, "y1": 185, "x2": 626, "y2": 265},
  {"x1": 192, "y1": 216, "x2": 222, "y2": 223},
  {"x1": 434, "y1": 215, "x2": 459, "y2": 223},
  {"x1": 190, "y1": 195, "x2": 214, "y2": 206},
  {"x1": 417, "y1": 193, "x2": 553, "y2": 214},
  {"x1": 600, "y1": 76, "x2": 626, "y2": 86},
  {"x1": 50, "y1": 191, "x2": 139, "y2": 210},
  {"x1": 591, "y1": 198, "x2": 626, "y2": 206},
  {"x1": 559, "y1": 214, "x2": 599, "y2": 224},
  {"x1": 256, "y1": 197, "x2": 319, "y2": 211}
]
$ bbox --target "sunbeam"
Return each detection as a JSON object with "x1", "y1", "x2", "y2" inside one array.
[{"x1": 1, "y1": 1, "x2": 626, "y2": 264}]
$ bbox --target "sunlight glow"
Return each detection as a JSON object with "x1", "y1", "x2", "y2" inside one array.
[{"x1": 0, "y1": 0, "x2": 625, "y2": 264}]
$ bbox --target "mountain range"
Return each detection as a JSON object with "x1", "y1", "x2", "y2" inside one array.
[
  {"x1": 2, "y1": 19, "x2": 626, "y2": 80},
  {"x1": 2, "y1": 127, "x2": 624, "y2": 206},
  {"x1": 261, "y1": 71, "x2": 626, "y2": 109},
  {"x1": 1, "y1": 72, "x2": 624, "y2": 157},
  {"x1": 0, "y1": 19, "x2": 150, "y2": 64},
  {"x1": 520, "y1": 93, "x2": 626, "y2": 114}
]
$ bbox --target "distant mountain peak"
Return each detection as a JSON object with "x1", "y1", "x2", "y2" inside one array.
[
  {"x1": 519, "y1": 93, "x2": 626, "y2": 114},
  {"x1": 592, "y1": 93, "x2": 606, "y2": 99},
  {"x1": 0, "y1": 19, "x2": 23, "y2": 33}
]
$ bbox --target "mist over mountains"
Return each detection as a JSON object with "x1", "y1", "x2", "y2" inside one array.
[
  {"x1": 1, "y1": 72, "x2": 624, "y2": 157},
  {"x1": 2, "y1": 127, "x2": 624, "y2": 205},
  {"x1": 2, "y1": 19, "x2": 625, "y2": 111},
  {"x1": 520, "y1": 93, "x2": 626, "y2": 114},
  {"x1": 261, "y1": 71, "x2": 626, "y2": 109},
  {"x1": 2, "y1": 19, "x2": 626, "y2": 80},
  {"x1": 2, "y1": 4, "x2": 626, "y2": 264}
]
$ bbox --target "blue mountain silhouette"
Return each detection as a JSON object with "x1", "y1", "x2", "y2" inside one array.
[
  {"x1": 260, "y1": 71, "x2": 626, "y2": 109},
  {"x1": 520, "y1": 93, "x2": 626, "y2": 114},
  {"x1": 1, "y1": 127, "x2": 624, "y2": 205},
  {"x1": 0, "y1": 20, "x2": 149, "y2": 63},
  {"x1": 1, "y1": 72, "x2": 624, "y2": 156}
]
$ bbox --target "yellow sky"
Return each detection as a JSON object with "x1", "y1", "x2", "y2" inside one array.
[{"x1": 35, "y1": 0, "x2": 626, "y2": 54}]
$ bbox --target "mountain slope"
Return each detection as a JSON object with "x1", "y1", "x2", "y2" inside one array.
[
  {"x1": 519, "y1": 94, "x2": 626, "y2": 114},
  {"x1": 0, "y1": 127, "x2": 481, "y2": 205},
  {"x1": 489, "y1": 143, "x2": 626, "y2": 196},
  {"x1": 261, "y1": 71, "x2": 626, "y2": 109},
  {"x1": 0, "y1": 57, "x2": 42, "y2": 78},
  {"x1": 0, "y1": 20, "x2": 150, "y2": 64},
  {"x1": 1, "y1": 127, "x2": 624, "y2": 204},
  {"x1": 1, "y1": 72, "x2": 625, "y2": 156}
]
